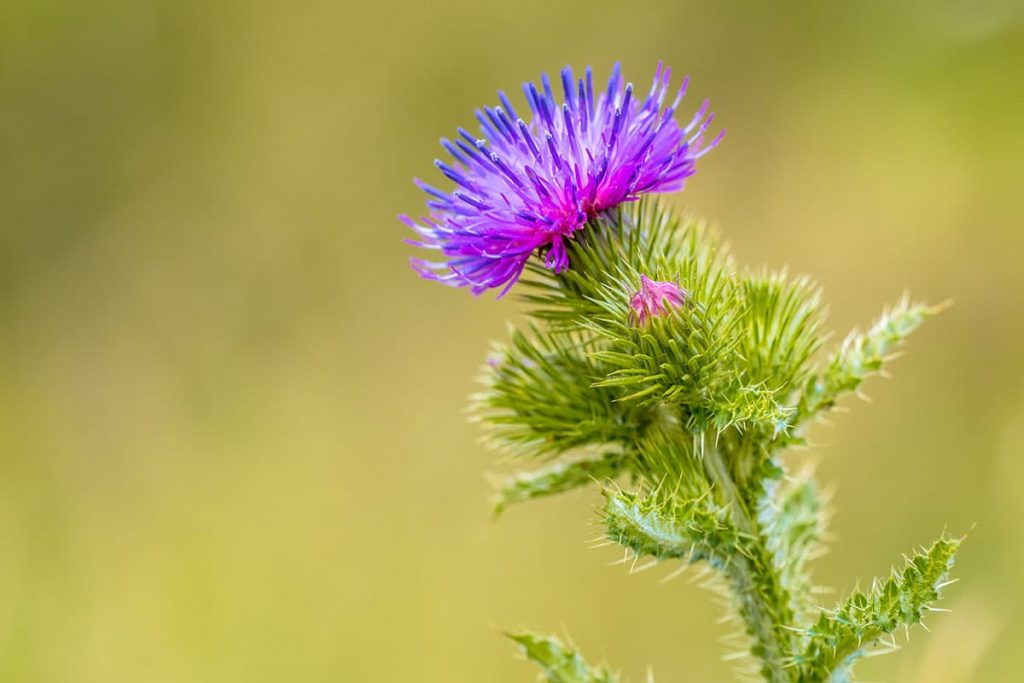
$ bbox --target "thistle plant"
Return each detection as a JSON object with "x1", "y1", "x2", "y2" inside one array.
[{"x1": 402, "y1": 63, "x2": 960, "y2": 682}]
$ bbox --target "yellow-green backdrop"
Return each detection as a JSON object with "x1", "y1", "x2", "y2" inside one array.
[{"x1": 2, "y1": 1, "x2": 1023, "y2": 681}]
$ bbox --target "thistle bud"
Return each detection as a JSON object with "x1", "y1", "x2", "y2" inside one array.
[{"x1": 629, "y1": 275, "x2": 687, "y2": 325}]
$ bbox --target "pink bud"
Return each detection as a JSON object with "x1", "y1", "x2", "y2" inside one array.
[{"x1": 629, "y1": 275, "x2": 688, "y2": 325}]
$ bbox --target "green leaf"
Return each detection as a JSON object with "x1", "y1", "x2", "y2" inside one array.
[
  {"x1": 602, "y1": 487, "x2": 738, "y2": 566},
  {"x1": 793, "y1": 535, "x2": 961, "y2": 680},
  {"x1": 507, "y1": 632, "x2": 620, "y2": 683},
  {"x1": 492, "y1": 452, "x2": 623, "y2": 515},
  {"x1": 797, "y1": 297, "x2": 945, "y2": 423}
]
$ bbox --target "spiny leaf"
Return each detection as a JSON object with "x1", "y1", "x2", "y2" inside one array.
[
  {"x1": 796, "y1": 297, "x2": 945, "y2": 423},
  {"x1": 602, "y1": 487, "x2": 738, "y2": 566},
  {"x1": 792, "y1": 534, "x2": 961, "y2": 680},
  {"x1": 507, "y1": 632, "x2": 620, "y2": 683},
  {"x1": 492, "y1": 452, "x2": 624, "y2": 515}
]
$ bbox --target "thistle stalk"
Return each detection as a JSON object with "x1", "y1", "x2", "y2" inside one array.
[{"x1": 703, "y1": 445, "x2": 792, "y2": 682}]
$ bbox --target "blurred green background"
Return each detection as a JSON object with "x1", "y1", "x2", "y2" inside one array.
[{"x1": 2, "y1": 1, "x2": 1023, "y2": 681}]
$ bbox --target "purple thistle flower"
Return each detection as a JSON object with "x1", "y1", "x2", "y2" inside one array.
[
  {"x1": 630, "y1": 275, "x2": 688, "y2": 325},
  {"x1": 401, "y1": 62, "x2": 724, "y2": 296}
]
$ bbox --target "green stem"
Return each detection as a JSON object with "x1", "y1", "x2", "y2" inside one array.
[{"x1": 703, "y1": 445, "x2": 794, "y2": 683}]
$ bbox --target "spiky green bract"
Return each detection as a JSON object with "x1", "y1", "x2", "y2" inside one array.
[
  {"x1": 518, "y1": 202, "x2": 702, "y2": 330},
  {"x1": 470, "y1": 199, "x2": 953, "y2": 681},
  {"x1": 508, "y1": 632, "x2": 620, "y2": 683},
  {"x1": 493, "y1": 452, "x2": 623, "y2": 515},
  {"x1": 791, "y1": 535, "x2": 961, "y2": 681},
  {"x1": 474, "y1": 326, "x2": 651, "y2": 458},
  {"x1": 795, "y1": 297, "x2": 944, "y2": 426}
]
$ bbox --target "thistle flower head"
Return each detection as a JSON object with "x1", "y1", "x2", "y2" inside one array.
[
  {"x1": 402, "y1": 62, "x2": 724, "y2": 296},
  {"x1": 629, "y1": 274, "x2": 687, "y2": 325}
]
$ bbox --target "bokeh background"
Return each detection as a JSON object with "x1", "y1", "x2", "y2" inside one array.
[{"x1": 3, "y1": 1, "x2": 1023, "y2": 680}]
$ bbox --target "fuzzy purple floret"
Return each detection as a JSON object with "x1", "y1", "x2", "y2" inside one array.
[{"x1": 401, "y1": 62, "x2": 724, "y2": 296}]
